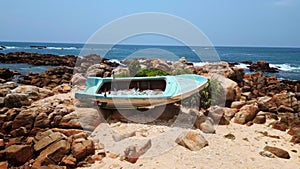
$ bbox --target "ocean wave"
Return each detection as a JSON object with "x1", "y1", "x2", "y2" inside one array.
[
  {"x1": 235, "y1": 63, "x2": 250, "y2": 69},
  {"x1": 193, "y1": 62, "x2": 210, "y2": 67},
  {"x1": 270, "y1": 63, "x2": 300, "y2": 72},
  {"x1": 47, "y1": 47, "x2": 78, "y2": 50},
  {"x1": 3, "y1": 46, "x2": 18, "y2": 49}
]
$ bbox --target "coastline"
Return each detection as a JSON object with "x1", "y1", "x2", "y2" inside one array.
[{"x1": 0, "y1": 52, "x2": 299, "y2": 168}]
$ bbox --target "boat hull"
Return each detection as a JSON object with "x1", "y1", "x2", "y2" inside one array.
[{"x1": 75, "y1": 74, "x2": 208, "y2": 109}]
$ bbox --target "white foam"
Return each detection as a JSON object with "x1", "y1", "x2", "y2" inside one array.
[
  {"x1": 47, "y1": 47, "x2": 78, "y2": 50},
  {"x1": 270, "y1": 63, "x2": 300, "y2": 72},
  {"x1": 193, "y1": 62, "x2": 210, "y2": 67},
  {"x1": 235, "y1": 63, "x2": 249, "y2": 69}
]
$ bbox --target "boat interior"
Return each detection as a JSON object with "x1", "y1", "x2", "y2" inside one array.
[{"x1": 97, "y1": 78, "x2": 167, "y2": 94}]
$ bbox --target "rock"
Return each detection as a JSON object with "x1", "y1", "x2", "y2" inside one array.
[
  {"x1": 3, "y1": 145, "x2": 34, "y2": 165},
  {"x1": 263, "y1": 146, "x2": 290, "y2": 159},
  {"x1": 200, "y1": 62, "x2": 234, "y2": 78},
  {"x1": 253, "y1": 111, "x2": 267, "y2": 124},
  {"x1": 233, "y1": 104, "x2": 259, "y2": 124},
  {"x1": 219, "y1": 77, "x2": 241, "y2": 103},
  {"x1": 176, "y1": 130, "x2": 208, "y2": 151},
  {"x1": 52, "y1": 84, "x2": 72, "y2": 94},
  {"x1": 207, "y1": 106, "x2": 237, "y2": 125},
  {"x1": 0, "y1": 68, "x2": 14, "y2": 80},
  {"x1": 33, "y1": 140, "x2": 70, "y2": 167},
  {"x1": 231, "y1": 101, "x2": 246, "y2": 109},
  {"x1": 248, "y1": 60, "x2": 279, "y2": 73},
  {"x1": 12, "y1": 108, "x2": 38, "y2": 130},
  {"x1": 34, "y1": 112, "x2": 50, "y2": 128},
  {"x1": 271, "y1": 121, "x2": 289, "y2": 131},
  {"x1": 0, "y1": 161, "x2": 8, "y2": 169},
  {"x1": 290, "y1": 135, "x2": 300, "y2": 144},
  {"x1": 224, "y1": 133, "x2": 235, "y2": 140},
  {"x1": 4, "y1": 93, "x2": 31, "y2": 108},
  {"x1": 71, "y1": 139, "x2": 94, "y2": 160},
  {"x1": 11, "y1": 85, "x2": 54, "y2": 101},
  {"x1": 0, "y1": 52, "x2": 76, "y2": 67},
  {"x1": 34, "y1": 132, "x2": 67, "y2": 152},
  {"x1": 195, "y1": 116, "x2": 215, "y2": 133},
  {"x1": 124, "y1": 140, "x2": 152, "y2": 163},
  {"x1": 257, "y1": 96, "x2": 274, "y2": 111},
  {"x1": 61, "y1": 155, "x2": 76, "y2": 168},
  {"x1": 10, "y1": 127, "x2": 27, "y2": 137},
  {"x1": 277, "y1": 105, "x2": 294, "y2": 112},
  {"x1": 259, "y1": 150, "x2": 276, "y2": 158},
  {"x1": 59, "y1": 112, "x2": 82, "y2": 129},
  {"x1": 272, "y1": 92, "x2": 298, "y2": 112}
]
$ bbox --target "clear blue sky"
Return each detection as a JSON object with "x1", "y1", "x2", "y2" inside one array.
[{"x1": 1, "y1": 0, "x2": 300, "y2": 47}]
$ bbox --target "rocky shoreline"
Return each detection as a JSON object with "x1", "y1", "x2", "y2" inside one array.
[{"x1": 0, "y1": 52, "x2": 299, "y2": 168}]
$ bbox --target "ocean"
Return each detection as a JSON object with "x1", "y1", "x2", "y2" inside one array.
[{"x1": 0, "y1": 41, "x2": 300, "y2": 80}]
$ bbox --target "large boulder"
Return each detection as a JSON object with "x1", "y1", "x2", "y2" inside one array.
[
  {"x1": 219, "y1": 76, "x2": 241, "y2": 103},
  {"x1": 33, "y1": 139, "x2": 70, "y2": 167},
  {"x1": 3, "y1": 145, "x2": 34, "y2": 165},
  {"x1": 233, "y1": 104, "x2": 259, "y2": 124}
]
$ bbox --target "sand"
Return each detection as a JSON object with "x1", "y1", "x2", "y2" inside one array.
[{"x1": 85, "y1": 120, "x2": 300, "y2": 169}]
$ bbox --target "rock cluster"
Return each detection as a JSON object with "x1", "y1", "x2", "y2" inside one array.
[
  {"x1": 248, "y1": 60, "x2": 279, "y2": 73},
  {"x1": 19, "y1": 66, "x2": 73, "y2": 88},
  {"x1": 0, "y1": 52, "x2": 76, "y2": 67},
  {"x1": 0, "y1": 82, "x2": 98, "y2": 168}
]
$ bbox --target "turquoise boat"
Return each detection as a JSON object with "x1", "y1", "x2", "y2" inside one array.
[{"x1": 75, "y1": 74, "x2": 208, "y2": 109}]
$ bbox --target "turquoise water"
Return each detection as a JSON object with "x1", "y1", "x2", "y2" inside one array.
[{"x1": 0, "y1": 41, "x2": 299, "y2": 80}]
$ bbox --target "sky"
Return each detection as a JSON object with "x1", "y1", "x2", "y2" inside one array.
[{"x1": 0, "y1": 0, "x2": 300, "y2": 47}]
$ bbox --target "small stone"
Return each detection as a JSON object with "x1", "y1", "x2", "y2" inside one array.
[
  {"x1": 224, "y1": 133, "x2": 235, "y2": 140},
  {"x1": 176, "y1": 130, "x2": 208, "y2": 151},
  {"x1": 264, "y1": 146, "x2": 290, "y2": 159},
  {"x1": 259, "y1": 150, "x2": 276, "y2": 158}
]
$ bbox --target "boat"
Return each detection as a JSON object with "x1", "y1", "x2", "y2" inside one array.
[{"x1": 75, "y1": 74, "x2": 208, "y2": 109}]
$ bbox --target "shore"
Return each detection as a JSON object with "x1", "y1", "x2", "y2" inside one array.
[{"x1": 0, "y1": 52, "x2": 299, "y2": 168}]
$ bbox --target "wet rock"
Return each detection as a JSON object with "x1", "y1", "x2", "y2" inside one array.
[
  {"x1": 248, "y1": 60, "x2": 279, "y2": 73},
  {"x1": 233, "y1": 104, "x2": 259, "y2": 124},
  {"x1": 263, "y1": 146, "x2": 290, "y2": 159},
  {"x1": 0, "y1": 52, "x2": 76, "y2": 67},
  {"x1": 3, "y1": 144, "x2": 34, "y2": 165},
  {"x1": 0, "y1": 68, "x2": 14, "y2": 80},
  {"x1": 176, "y1": 130, "x2": 208, "y2": 151}
]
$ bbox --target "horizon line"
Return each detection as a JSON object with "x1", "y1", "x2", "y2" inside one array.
[{"x1": 1, "y1": 40, "x2": 300, "y2": 49}]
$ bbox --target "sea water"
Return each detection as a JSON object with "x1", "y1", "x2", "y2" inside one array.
[{"x1": 0, "y1": 41, "x2": 299, "y2": 80}]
